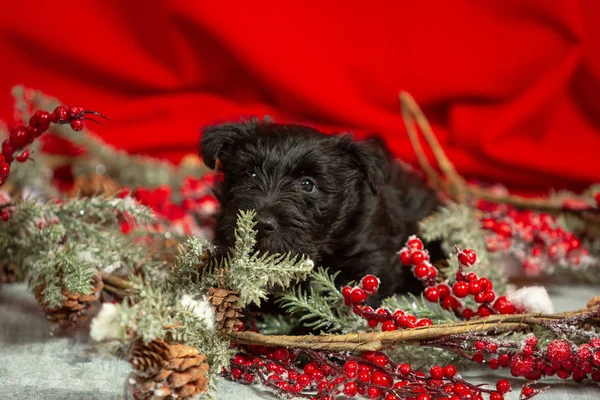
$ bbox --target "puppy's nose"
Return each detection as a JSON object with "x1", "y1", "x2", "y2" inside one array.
[{"x1": 256, "y1": 215, "x2": 278, "y2": 236}]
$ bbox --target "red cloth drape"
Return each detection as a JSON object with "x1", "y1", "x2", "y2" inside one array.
[{"x1": 1, "y1": 1, "x2": 599, "y2": 194}]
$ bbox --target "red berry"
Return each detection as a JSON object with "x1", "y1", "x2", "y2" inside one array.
[
  {"x1": 444, "y1": 364, "x2": 457, "y2": 378},
  {"x1": 2, "y1": 140, "x2": 14, "y2": 162},
  {"x1": 358, "y1": 371, "x2": 371, "y2": 383},
  {"x1": 352, "y1": 304, "x2": 363, "y2": 315},
  {"x1": 0, "y1": 162, "x2": 9, "y2": 177},
  {"x1": 343, "y1": 361, "x2": 358, "y2": 374},
  {"x1": 273, "y1": 348, "x2": 289, "y2": 361},
  {"x1": 490, "y1": 392, "x2": 504, "y2": 400},
  {"x1": 452, "y1": 281, "x2": 469, "y2": 298},
  {"x1": 453, "y1": 383, "x2": 467, "y2": 394},
  {"x1": 231, "y1": 368, "x2": 243, "y2": 380},
  {"x1": 429, "y1": 365, "x2": 444, "y2": 379},
  {"x1": 368, "y1": 319, "x2": 378, "y2": 327},
  {"x1": 522, "y1": 386, "x2": 534, "y2": 397},
  {"x1": 297, "y1": 374, "x2": 310, "y2": 387},
  {"x1": 343, "y1": 381, "x2": 358, "y2": 397},
  {"x1": 438, "y1": 284, "x2": 451, "y2": 299},
  {"x1": 342, "y1": 286, "x2": 352, "y2": 298},
  {"x1": 442, "y1": 296, "x2": 460, "y2": 311},
  {"x1": 373, "y1": 354, "x2": 388, "y2": 367},
  {"x1": 484, "y1": 291, "x2": 496, "y2": 303},
  {"x1": 70, "y1": 119, "x2": 85, "y2": 131},
  {"x1": 468, "y1": 281, "x2": 482, "y2": 295},
  {"x1": 479, "y1": 278, "x2": 492, "y2": 291},
  {"x1": 487, "y1": 342, "x2": 499, "y2": 353},
  {"x1": 350, "y1": 287, "x2": 368, "y2": 304},
  {"x1": 52, "y1": 106, "x2": 69, "y2": 123},
  {"x1": 381, "y1": 320, "x2": 397, "y2": 331},
  {"x1": 511, "y1": 354, "x2": 534, "y2": 377},
  {"x1": 414, "y1": 263, "x2": 430, "y2": 279},
  {"x1": 68, "y1": 106, "x2": 84, "y2": 119},
  {"x1": 525, "y1": 336, "x2": 538, "y2": 347},
  {"x1": 424, "y1": 286, "x2": 440, "y2": 302},
  {"x1": 385, "y1": 394, "x2": 399, "y2": 400},
  {"x1": 398, "y1": 363, "x2": 411, "y2": 375},
  {"x1": 462, "y1": 308, "x2": 474, "y2": 320},
  {"x1": 546, "y1": 340, "x2": 572, "y2": 364},
  {"x1": 361, "y1": 275, "x2": 380, "y2": 294},
  {"x1": 9, "y1": 125, "x2": 30, "y2": 149},
  {"x1": 367, "y1": 386, "x2": 382, "y2": 400},
  {"x1": 416, "y1": 394, "x2": 431, "y2": 400},
  {"x1": 399, "y1": 248, "x2": 412, "y2": 265},
  {"x1": 472, "y1": 352, "x2": 484, "y2": 363},
  {"x1": 417, "y1": 318, "x2": 433, "y2": 327},
  {"x1": 474, "y1": 292, "x2": 486, "y2": 303},
  {"x1": 458, "y1": 248, "x2": 477, "y2": 267},
  {"x1": 303, "y1": 362, "x2": 318, "y2": 375},
  {"x1": 411, "y1": 250, "x2": 427, "y2": 264},
  {"x1": 427, "y1": 266, "x2": 438, "y2": 279},
  {"x1": 244, "y1": 373, "x2": 254, "y2": 383},
  {"x1": 475, "y1": 341, "x2": 485, "y2": 350},
  {"x1": 371, "y1": 370, "x2": 392, "y2": 387},
  {"x1": 494, "y1": 221, "x2": 512, "y2": 237},
  {"x1": 477, "y1": 304, "x2": 491, "y2": 317},
  {"x1": 397, "y1": 314, "x2": 415, "y2": 328},
  {"x1": 493, "y1": 296, "x2": 516, "y2": 314},
  {"x1": 407, "y1": 236, "x2": 424, "y2": 250},
  {"x1": 522, "y1": 345, "x2": 534, "y2": 356},
  {"x1": 592, "y1": 350, "x2": 600, "y2": 366},
  {"x1": 29, "y1": 110, "x2": 51, "y2": 132},
  {"x1": 496, "y1": 379, "x2": 511, "y2": 393}
]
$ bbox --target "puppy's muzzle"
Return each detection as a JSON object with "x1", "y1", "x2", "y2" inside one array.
[{"x1": 256, "y1": 212, "x2": 279, "y2": 238}]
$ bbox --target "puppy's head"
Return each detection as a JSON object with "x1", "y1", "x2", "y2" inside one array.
[{"x1": 200, "y1": 117, "x2": 389, "y2": 261}]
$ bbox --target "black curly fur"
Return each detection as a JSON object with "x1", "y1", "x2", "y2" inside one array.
[{"x1": 200, "y1": 117, "x2": 440, "y2": 303}]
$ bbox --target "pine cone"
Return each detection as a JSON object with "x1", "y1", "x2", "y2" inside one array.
[
  {"x1": 129, "y1": 339, "x2": 210, "y2": 400},
  {"x1": 0, "y1": 262, "x2": 19, "y2": 284},
  {"x1": 207, "y1": 287, "x2": 244, "y2": 334},
  {"x1": 35, "y1": 272, "x2": 103, "y2": 324},
  {"x1": 69, "y1": 173, "x2": 120, "y2": 198}
]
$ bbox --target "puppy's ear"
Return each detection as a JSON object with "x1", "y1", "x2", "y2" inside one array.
[
  {"x1": 340, "y1": 135, "x2": 390, "y2": 195},
  {"x1": 200, "y1": 117, "x2": 269, "y2": 169}
]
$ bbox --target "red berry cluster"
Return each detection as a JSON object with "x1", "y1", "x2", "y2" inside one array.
[
  {"x1": 118, "y1": 174, "x2": 219, "y2": 236},
  {"x1": 437, "y1": 334, "x2": 600, "y2": 384},
  {"x1": 1, "y1": 106, "x2": 105, "y2": 186},
  {"x1": 476, "y1": 199, "x2": 593, "y2": 276},
  {"x1": 399, "y1": 237, "x2": 519, "y2": 319},
  {"x1": 227, "y1": 347, "x2": 513, "y2": 400},
  {"x1": 341, "y1": 274, "x2": 433, "y2": 330}
]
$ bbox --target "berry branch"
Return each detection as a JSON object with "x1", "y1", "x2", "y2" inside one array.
[{"x1": 1, "y1": 106, "x2": 107, "y2": 186}]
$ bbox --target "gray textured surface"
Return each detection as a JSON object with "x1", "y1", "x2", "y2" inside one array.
[{"x1": 1, "y1": 282, "x2": 599, "y2": 399}]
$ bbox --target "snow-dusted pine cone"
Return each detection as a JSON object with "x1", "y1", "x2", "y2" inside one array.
[
  {"x1": 207, "y1": 287, "x2": 244, "y2": 334},
  {"x1": 68, "y1": 173, "x2": 120, "y2": 198},
  {"x1": 34, "y1": 272, "x2": 103, "y2": 324},
  {"x1": 129, "y1": 339, "x2": 209, "y2": 400}
]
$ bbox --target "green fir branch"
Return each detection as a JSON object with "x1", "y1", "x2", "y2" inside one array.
[{"x1": 277, "y1": 268, "x2": 363, "y2": 333}]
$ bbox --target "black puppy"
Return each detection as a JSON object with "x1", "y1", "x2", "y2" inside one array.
[{"x1": 200, "y1": 117, "x2": 439, "y2": 302}]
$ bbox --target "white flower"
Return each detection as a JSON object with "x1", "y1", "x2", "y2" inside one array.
[
  {"x1": 179, "y1": 294, "x2": 215, "y2": 330},
  {"x1": 506, "y1": 286, "x2": 554, "y2": 314},
  {"x1": 90, "y1": 303, "x2": 124, "y2": 342}
]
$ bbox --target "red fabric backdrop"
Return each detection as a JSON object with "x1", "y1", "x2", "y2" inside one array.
[{"x1": 1, "y1": 1, "x2": 600, "y2": 194}]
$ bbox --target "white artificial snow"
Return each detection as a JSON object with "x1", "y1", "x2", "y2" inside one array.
[
  {"x1": 90, "y1": 303, "x2": 124, "y2": 342},
  {"x1": 506, "y1": 286, "x2": 554, "y2": 314},
  {"x1": 179, "y1": 294, "x2": 215, "y2": 331}
]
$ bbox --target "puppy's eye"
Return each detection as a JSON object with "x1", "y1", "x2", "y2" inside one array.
[{"x1": 300, "y1": 178, "x2": 316, "y2": 193}]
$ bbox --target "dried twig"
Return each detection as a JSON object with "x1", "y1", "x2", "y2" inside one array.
[
  {"x1": 399, "y1": 91, "x2": 600, "y2": 220},
  {"x1": 227, "y1": 308, "x2": 598, "y2": 352}
]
